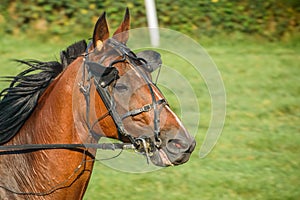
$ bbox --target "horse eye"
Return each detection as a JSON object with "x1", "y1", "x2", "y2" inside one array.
[{"x1": 114, "y1": 83, "x2": 128, "y2": 92}]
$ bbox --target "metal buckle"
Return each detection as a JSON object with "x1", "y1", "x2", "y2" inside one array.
[
  {"x1": 135, "y1": 137, "x2": 155, "y2": 164},
  {"x1": 142, "y1": 104, "x2": 152, "y2": 112}
]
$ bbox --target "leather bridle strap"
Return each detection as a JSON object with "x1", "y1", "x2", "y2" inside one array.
[
  {"x1": 82, "y1": 38, "x2": 167, "y2": 155},
  {"x1": 106, "y1": 38, "x2": 166, "y2": 144},
  {"x1": 121, "y1": 99, "x2": 166, "y2": 120},
  {"x1": 0, "y1": 143, "x2": 135, "y2": 152},
  {"x1": 94, "y1": 80, "x2": 137, "y2": 145}
]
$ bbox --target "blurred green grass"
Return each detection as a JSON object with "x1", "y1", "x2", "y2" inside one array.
[{"x1": 0, "y1": 34, "x2": 299, "y2": 200}]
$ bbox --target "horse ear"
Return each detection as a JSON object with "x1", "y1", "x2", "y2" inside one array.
[
  {"x1": 137, "y1": 50, "x2": 162, "y2": 73},
  {"x1": 113, "y1": 8, "x2": 130, "y2": 44},
  {"x1": 93, "y1": 12, "x2": 109, "y2": 49}
]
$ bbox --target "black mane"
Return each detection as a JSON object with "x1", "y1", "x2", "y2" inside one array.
[{"x1": 0, "y1": 40, "x2": 87, "y2": 144}]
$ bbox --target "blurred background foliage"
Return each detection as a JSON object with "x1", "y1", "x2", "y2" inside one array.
[{"x1": 0, "y1": 0, "x2": 299, "y2": 41}]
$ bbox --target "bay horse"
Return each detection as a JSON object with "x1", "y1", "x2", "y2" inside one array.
[{"x1": 0, "y1": 9, "x2": 196, "y2": 199}]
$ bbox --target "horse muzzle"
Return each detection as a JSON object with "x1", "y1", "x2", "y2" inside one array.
[{"x1": 150, "y1": 132, "x2": 196, "y2": 167}]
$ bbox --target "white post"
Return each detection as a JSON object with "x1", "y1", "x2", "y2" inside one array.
[{"x1": 144, "y1": 0, "x2": 160, "y2": 47}]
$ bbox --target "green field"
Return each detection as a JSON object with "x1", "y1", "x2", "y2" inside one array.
[{"x1": 0, "y1": 34, "x2": 299, "y2": 200}]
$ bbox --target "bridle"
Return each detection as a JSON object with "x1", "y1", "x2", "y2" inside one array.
[
  {"x1": 80, "y1": 38, "x2": 167, "y2": 161},
  {"x1": 0, "y1": 38, "x2": 168, "y2": 196},
  {"x1": 0, "y1": 38, "x2": 166, "y2": 157}
]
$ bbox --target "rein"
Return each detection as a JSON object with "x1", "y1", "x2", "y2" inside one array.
[{"x1": 0, "y1": 143, "x2": 134, "y2": 152}]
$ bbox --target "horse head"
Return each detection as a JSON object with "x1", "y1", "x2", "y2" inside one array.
[{"x1": 78, "y1": 9, "x2": 196, "y2": 167}]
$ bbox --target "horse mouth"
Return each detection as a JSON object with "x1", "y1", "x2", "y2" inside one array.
[
  {"x1": 150, "y1": 139, "x2": 196, "y2": 167},
  {"x1": 157, "y1": 149, "x2": 174, "y2": 166}
]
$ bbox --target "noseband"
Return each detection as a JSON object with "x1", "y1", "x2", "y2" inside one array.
[{"x1": 80, "y1": 38, "x2": 167, "y2": 161}]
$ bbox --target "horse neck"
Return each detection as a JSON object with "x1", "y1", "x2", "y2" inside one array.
[
  {"x1": 0, "y1": 58, "x2": 95, "y2": 199},
  {"x1": 14, "y1": 57, "x2": 89, "y2": 145}
]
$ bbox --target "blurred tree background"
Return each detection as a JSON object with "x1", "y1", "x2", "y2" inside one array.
[{"x1": 0, "y1": 0, "x2": 299, "y2": 41}]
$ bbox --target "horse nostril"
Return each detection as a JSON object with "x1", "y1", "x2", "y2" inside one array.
[{"x1": 166, "y1": 139, "x2": 189, "y2": 154}]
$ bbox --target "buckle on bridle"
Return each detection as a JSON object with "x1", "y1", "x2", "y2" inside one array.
[{"x1": 141, "y1": 104, "x2": 152, "y2": 112}]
